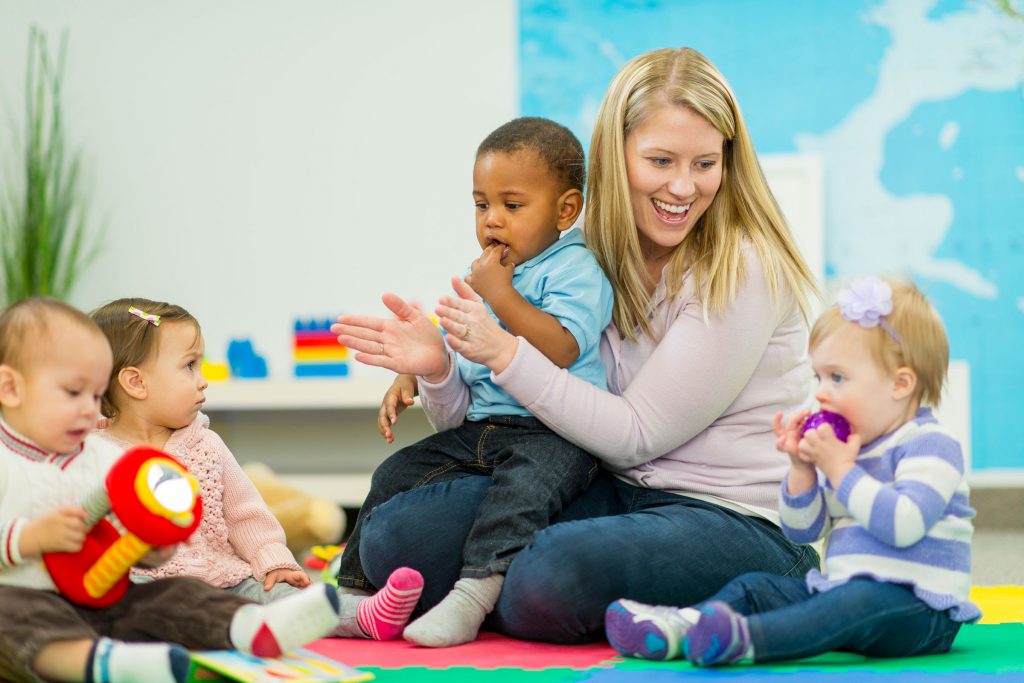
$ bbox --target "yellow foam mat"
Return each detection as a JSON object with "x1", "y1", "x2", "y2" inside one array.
[{"x1": 970, "y1": 585, "x2": 1024, "y2": 623}]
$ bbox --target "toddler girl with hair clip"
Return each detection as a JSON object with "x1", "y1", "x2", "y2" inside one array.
[
  {"x1": 91, "y1": 298, "x2": 423, "y2": 640},
  {"x1": 605, "y1": 277, "x2": 979, "y2": 665}
]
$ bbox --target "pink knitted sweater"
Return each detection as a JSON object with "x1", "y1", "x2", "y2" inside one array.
[{"x1": 99, "y1": 414, "x2": 300, "y2": 588}]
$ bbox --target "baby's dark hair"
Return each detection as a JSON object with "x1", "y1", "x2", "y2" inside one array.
[{"x1": 476, "y1": 117, "x2": 585, "y2": 193}]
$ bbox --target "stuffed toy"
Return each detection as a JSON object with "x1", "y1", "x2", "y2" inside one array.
[{"x1": 242, "y1": 462, "x2": 345, "y2": 555}]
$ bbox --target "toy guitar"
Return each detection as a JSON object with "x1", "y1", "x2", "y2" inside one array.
[{"x1": 43, "y1": 446, "x2": 203, "y2": 607}]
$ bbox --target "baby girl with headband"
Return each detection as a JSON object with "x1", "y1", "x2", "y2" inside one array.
[
  {"x1": 605, "y1": 277, "x2": 979, "y2": 665},
  {"x1": 92, "y1": 298, "x2": 423, "y2": 640}
]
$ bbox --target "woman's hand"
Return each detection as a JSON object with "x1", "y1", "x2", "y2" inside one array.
[
  {"x1": 436, "y1": 277, "x2": 518, "y2": 372},
  {"x1": 263, "y1": 567, "x2": 311, "y2": 591},
  {"x1": 332, "y1": 293, "x2": 448, "y2": 379},
  {"x1": 379, "y1": 374, "x2": 417, "y2": 443}
]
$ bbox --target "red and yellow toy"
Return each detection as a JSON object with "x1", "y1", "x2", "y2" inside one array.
[{"x1": 43, "y1": 446, "x2": 203, "y2": 607}]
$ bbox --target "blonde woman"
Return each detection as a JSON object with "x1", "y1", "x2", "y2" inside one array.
[{"x1": 334, "y1": 47, "x2": 821, "y2": 643}]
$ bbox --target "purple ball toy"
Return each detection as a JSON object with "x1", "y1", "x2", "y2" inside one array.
[{"x1": 801, "y1": 410, "x2": 851, "y2": 443}]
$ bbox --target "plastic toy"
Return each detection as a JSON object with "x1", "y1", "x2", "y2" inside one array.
[
  {"x1": 43, "y1": 446, "x2": 203, "y2": 607},
  {"x1": 801, "y1": 410, "x2": 851, "y2": 443},
  {"x1": 293, "y1": 318, "x2": 349, "y2": 378},
  {"x1": 227, "y1": 338, "x2": 269, "y2": 378}
]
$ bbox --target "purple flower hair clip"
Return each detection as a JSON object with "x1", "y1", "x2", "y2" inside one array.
[{"x1": 837, "y1": 276, "x2": 900, "y2": 343}]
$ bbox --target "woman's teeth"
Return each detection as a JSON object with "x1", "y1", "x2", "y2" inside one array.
[{"x1": 654, "y1": 199, "x2": 691, "y2": 215}]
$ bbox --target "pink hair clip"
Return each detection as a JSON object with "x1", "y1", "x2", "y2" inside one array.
[{"x1": 128, "y1": 306, "x2": 161, "y2": 327}]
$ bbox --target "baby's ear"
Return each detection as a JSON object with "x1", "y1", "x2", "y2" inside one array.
[
  {"x1": 892, "y1": 365, "x2": 917, "y2": 401},
  {"x1": 0, "y1": 365, "x2": 22, "y2": 408},
  {"x1": 117, "y1": 366, "x2": 148, "y2": 400},
  {"x1": 556, "y1": 188, "x2": 584, "y2": 230}
]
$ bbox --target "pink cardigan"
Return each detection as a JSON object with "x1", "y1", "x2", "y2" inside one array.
[{"x1": 100, "y1": 414, "x2": 301, "y2": 588}]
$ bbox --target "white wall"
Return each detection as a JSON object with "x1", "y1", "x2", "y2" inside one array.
[{"x1": 0, "y1": 1, "x2": 518, "y2": 379}]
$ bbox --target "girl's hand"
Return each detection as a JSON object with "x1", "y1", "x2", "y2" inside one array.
[
  {"x1": 332, "y1": 293, "x2": 448, "y2": 379},
  {"x1": 264, "y1": 567, "x2": 311, "y2": 591},
  {"x1": 379, "y1": 374, "x2": 417, "y2": 443},
  {"x1": 436, "y1": 277, "x2": 518, "y2": 372},
  {"x1": 137, "y1": 544, "x2": 178, "y2": 567},
  {"x1": 773, "y1": 410, "x2": 813, "y2": 464},
  {"x1": 466, "y1": 244, "x2": 515, "y2": 304},
  {"x1": 799, "y1": 424, "x2": 862, "y2": 488},
  {"x1": 21, "y1": 506, "x2": 88, "y2": 557}
]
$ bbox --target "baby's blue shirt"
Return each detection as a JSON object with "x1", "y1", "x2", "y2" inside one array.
[{"x1": 457, "y1": 227, "x2": 613, "y2": 421}]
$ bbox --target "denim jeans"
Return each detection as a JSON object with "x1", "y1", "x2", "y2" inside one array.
[
  {"x1": 357, "y1": 470, "x2": 820, "y2": 643},
  {"x1": 337, "y1": 415, "x2": 598, "y2": 591},
  {"x1": 706, "y1": 572, "x2": 962, "y2": 661}
]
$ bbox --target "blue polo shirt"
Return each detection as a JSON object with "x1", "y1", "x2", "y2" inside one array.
[{"x1": 457, "y1": 228, "x2": 613, "y2": 420}]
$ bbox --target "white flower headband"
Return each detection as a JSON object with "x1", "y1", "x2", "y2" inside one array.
[{"x1": 836, "y1": 276, "x2": 900, "y2": 343}]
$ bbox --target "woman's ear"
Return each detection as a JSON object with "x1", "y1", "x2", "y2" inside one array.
[
  {"x1": 117, "y1": 366, "x2": 148, "y2": 400},
  {"x1": 556, "y1": 188, "x2": 584, "y2": 230},
  {"x1": 0, "y1": 365, "x2": 22, "y2": 408},
  {"x1": 892, "y1": 366, "x2": 917, "y2": 402}
]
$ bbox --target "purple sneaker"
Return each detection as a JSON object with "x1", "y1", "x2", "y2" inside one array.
[
  {"x1": 604, "y1": 599, "x2": 697, "y2": 661},
  {"x1": 682, "y1": 600, "x2": 750, "y2": 666}
]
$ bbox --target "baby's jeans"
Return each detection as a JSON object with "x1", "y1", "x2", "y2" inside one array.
[{"x1": 706, "y1": 572, "x2": 963, "y2": 662}]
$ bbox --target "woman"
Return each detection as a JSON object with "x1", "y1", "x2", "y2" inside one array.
[{"x1": 334, "y1": 47, "x2": 821, "y2": 643}]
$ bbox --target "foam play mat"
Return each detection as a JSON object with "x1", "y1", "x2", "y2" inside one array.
[{"x1": 305, "y1": 586, "x2": 1024, "y2": 682}]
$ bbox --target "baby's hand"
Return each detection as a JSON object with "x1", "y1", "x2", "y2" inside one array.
[
  {"x1": 773, "y1": 410, "x2": 812, "y2": 463},
  {"x1": 137, "y1": 544, "x2": 178, "y2": 567},
  {"x1": 21, "y1": 506, "x2": 88, "y2": 557},
  {"x1": 379, "y1": 374, "x2": 417, "y2": 443},
  {"x1": 263, "y1": 567, "x2": 311, "y2": 591},
  {"x1": 799, "y1": 424, "x2": 862, "y2": 487},
  {"x1": 466, "y1": 244, "x2": 514, "y2": 304}
]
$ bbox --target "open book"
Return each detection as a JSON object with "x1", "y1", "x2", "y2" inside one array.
[{"x1": 188, "y1": 648, "x2": 373, "y2": 683}]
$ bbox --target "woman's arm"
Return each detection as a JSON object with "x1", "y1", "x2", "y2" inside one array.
[{"x1": 444, "y1": 251, "x2": 788, "y2": 468}]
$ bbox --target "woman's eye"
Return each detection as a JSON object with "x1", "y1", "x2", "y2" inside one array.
[
  {"x1": 650, "y1": 157, "x2": 670, "y2": 167},
  {"x1": 697, "y1": 160, "x2": 717, "y2": 170}
]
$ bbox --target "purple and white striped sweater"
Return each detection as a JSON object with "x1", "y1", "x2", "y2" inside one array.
[{"x1": 779, "y1": 408, "x2": 979, "y2": 622}]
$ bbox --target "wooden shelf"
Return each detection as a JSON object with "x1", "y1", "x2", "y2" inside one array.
[{"x1": 203, "y1": 378, "x2": 411, "y2": 411}]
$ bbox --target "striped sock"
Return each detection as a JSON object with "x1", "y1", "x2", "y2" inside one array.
[
  {"x1": 356, "y1": 566, "x2": 424, "y2": 640},
  {"x1": 86, "y1": 638, "x2": 189, "y2": 683},
  {"x1": 230, "y1": 583, "x2": 340, "y2": 658}
]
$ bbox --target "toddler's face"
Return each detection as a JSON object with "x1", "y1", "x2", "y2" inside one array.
[
  {"x1": 810, "y1": 324, "x2": 908, "y2": 446},
  {"x1": 473, "y1": 150, "x2": 569, "y2": 266},
  {"x1": 11, "y1": 326, "x2": 111, "y2": 453},
  {"x1": 138, "y1": 322, "x2": 208, "y2": 431}
]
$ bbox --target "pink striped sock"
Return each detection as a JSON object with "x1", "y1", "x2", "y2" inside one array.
[{"x1": 357, "y1": 567, "x2": 424, "y2": 640}]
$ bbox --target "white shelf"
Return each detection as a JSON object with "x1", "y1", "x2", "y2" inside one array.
[{"x1": 203, "y1": 378, "x2": 412, "y2": 411}]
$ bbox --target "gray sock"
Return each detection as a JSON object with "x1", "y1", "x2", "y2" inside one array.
[
  {"x1": 328, "y1": 592, "x2": 370, "y2": 638},
  {"x1": 403, "y1": 574, "x2": 504, "y2": 647}
]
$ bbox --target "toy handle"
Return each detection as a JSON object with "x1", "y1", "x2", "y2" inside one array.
[{"x1": 82, "y1": 533, "x2": 150, "y2": 599}]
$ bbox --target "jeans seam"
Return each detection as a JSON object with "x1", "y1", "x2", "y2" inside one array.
[{"x1": 476, "y1": 424, "x2": 498, "y2": 468}]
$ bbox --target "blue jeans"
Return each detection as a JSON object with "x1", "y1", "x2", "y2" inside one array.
[
  {"x1": 338, "y1": 415, "x2": 598, "y2": 590},
  {"x1": 706, "y1": 572, "x2": 962, "y2": 661},
  {"x1": 357, "y1": 471, "x2": 820, "y2": 643}
]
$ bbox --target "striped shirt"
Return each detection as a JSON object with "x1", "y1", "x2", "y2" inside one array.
[{"x1": 779, "y1": 408, "x2": 979, "y2": 622}]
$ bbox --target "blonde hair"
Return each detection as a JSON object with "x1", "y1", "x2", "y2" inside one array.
[
  {"x1": 90, "y1": 297, "x2": 199, "y2": 419},
  {"x1": 0, "y1": 297, "x2": 102, "y2": 370},
  {"x1": 586, "y1": 47, "x2": 817, "y2": 339},
  {"x1": 809, "y1": 279, "x2": 948, "y2": 407}
]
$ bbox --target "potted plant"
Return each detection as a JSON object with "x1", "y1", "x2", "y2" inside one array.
[{"x1": 0, "y1": 26, "x2": 101, "y2": 306}]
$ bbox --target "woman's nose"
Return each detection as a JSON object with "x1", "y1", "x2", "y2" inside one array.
[{"x1": 668, "y1": 169, "x2": 696, "y2": 198}]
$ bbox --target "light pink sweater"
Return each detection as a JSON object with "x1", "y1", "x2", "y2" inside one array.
[
  {"x1": 420, "y1": 242, "x2": 811, "y2": 518},
  {"x1": 100, "y1": 414, "x2": 300, "y2": 587}
]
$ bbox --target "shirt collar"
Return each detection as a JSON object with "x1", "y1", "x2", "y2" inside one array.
[
  {"x1": 0, "y1": 418, "x2": 84, "y2": 462},
  {"x1": 513, "y1": 227, "x2": 586, "y2": 275}
]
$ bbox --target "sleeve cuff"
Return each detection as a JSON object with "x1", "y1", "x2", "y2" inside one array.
[
  {"x1": 250, "y1": 543, "x2": 302, "y2": 580},
  {"x1": 780, "y1": 475, "x2": 821, "y2": 509},
  {"x1": 491, "y1": 338, "x2": 548, "y2": 407},
  {"x1": 2, "y1": 519, "x2": 26, "y2": 567}
]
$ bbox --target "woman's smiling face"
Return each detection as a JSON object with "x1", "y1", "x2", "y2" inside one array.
[{"x1": 624, "y1": 101, "x2": 724, "y2": 260}]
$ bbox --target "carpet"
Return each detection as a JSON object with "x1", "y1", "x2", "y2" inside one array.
[{"x1": 304, "y1": 586, "x2": 1024, "y2": 682}]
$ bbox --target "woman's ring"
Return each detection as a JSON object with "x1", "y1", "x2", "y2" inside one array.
[
  {"x1": 379, "y1": 342, "x2": 385, "y2": 354},
  {"x1": 465, "y1": 324, "x2": 472, "y2": 340}
]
